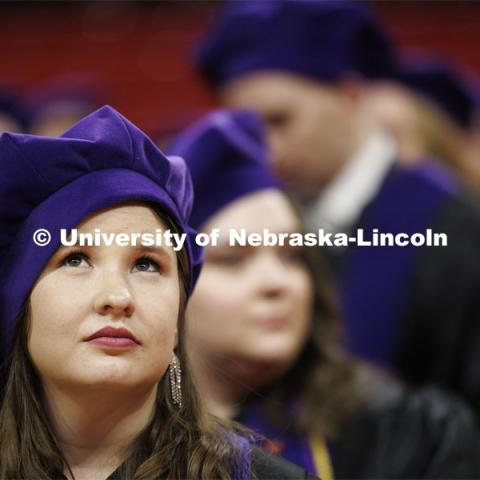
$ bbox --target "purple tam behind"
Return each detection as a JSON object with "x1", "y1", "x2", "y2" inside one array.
[
  {"x1": 394, "y1": 56, "x2": 480, "y2": 131},
  {"x1": 196, "y1": 0, "x2": 399, "y2": 88},
  {"x1": 0, "y1": 105, "x2": 203, "y2": 353},
  {"x1": 167, "y1": 109, "x2": 281, "y2": 229}
]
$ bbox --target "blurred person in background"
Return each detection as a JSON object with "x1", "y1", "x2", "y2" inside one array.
[
  {"x1": 363, "y1": 57, "x2": 480, "y2": 189},
  {"x1": 26, "y1": 73, "x2": 106, "y2": 136},
  {"x1": 470, "y1": 108, "x2": 480, "y2": 168},
  {"x1": 149, "y1": 109, "x2": 207, "y2": 151},
  {"x1": 195, "y1": 0, "x2": 480, "y2": 415},
  {"x1": 0, "y1": 90, "x2": 29, "y2": 133},
  {"x1": 169, "y1": 108, "x2": 480, "y2": 479}
]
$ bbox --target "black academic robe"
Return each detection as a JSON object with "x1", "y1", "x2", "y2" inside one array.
[
  {"x1": 52, "y1": 446, "x2": 318, "y2": 480},
  {"x1": 252, "y1": 447, "x2": 319, "y2": 479},
  {"x1": 332, "y1": 159, "x2": 480, "y2": 414},
  {"x1": 395, "y1": 189, "x2": 480, "y2": 413},
  {"x1": 332, "y1": 374, "x2": 480, "y2": 479},
  {"x1": 237, "y1": 372, "x2": 480, "y2": 479}
]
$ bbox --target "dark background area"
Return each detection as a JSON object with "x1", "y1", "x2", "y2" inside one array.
[{"x1": 1, "y1": 1, "x2": 479, "y2": 134}]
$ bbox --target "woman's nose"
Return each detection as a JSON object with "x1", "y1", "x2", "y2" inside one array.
[
  {"x1": 93, "y1": 274, "x2": 135, "y2": 317},
  {"x1": 255, "y1": 252, "x2": 290, "y2": 298}
]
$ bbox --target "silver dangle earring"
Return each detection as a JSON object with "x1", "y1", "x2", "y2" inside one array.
[{"x1": 169, "y1": 352, "x2": 182, "y2": 408}]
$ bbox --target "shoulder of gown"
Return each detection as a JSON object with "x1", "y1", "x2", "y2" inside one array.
[
  {"x1": 251, "y1": 445, "x2": 319, "y2": 480},
  {"x1": 333, "y1": 370, "x2": 480, "y2": 479}
]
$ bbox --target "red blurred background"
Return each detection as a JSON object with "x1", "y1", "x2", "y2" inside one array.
[{"x1": 1, "y1": 1, "x2": 479, "y2": 134}]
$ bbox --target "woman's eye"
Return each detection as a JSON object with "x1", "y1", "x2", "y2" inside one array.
[
  {"x1": 208, "y1": 252, "x2": 246, "y2": 267},
  {"x1": 280, "y1": 247, "x2": 305, "y2": 263},
  {"x1": 265, "y1": 110, "x2": 290, "y2": 129},
  {"x1": 133, "y1": 256, "x2": 160, "y2": 273},
  {"x1": 61, "y1": 253, "x2": 90, "y2": 268}
]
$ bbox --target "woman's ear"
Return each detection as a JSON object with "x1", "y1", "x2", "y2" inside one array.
[
  {"x1": 338, "y1": 76, "x2": 369, "y2": 108},
  {"x1": 174, "y1": 329, "x2": 179, "y2": 348}
]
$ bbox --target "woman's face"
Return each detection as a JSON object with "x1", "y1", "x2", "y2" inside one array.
[
  {"x1": 29, "y1": 203, "x2": 180, "y2": 393},
  {"x1": 186, "y1": 190, "x2": 313, "y2": 376}
]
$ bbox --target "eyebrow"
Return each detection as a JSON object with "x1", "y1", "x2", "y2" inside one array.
[
  {"x1": 54, "y1": 243, "x2": 173, "y2": 258},
  {"x1": 132, "y1": 244, "x2": 173, "y2": 258}
]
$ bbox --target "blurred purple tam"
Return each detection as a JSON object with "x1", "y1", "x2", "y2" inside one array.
[
  {"x1": 395, "y1": 56, "x2": 480, "y2": 130},
  {"x1": 168, "y1": 109, "x2": 280, "y2": 229},
  {"x1": 196, "y1": 0, "x2": 399, "y2": 88}
]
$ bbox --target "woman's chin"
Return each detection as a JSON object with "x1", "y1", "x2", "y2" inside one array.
[
  {"x1": 236, "y1": 346, "x2": 299, "y2": 378},
  {"x1": 245, "y1": 337, "x2": 301, "y2": 366},
  {"x1": 64, "y1": 363, "x2": 159, "y2": 393}
]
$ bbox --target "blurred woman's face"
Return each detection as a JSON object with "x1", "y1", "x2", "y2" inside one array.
[
  {"x1": 29, "y1": 203, "x2": 180, "y2": 394},
  {"x1": 186, "y1": 190, "x2": 313, "y2": 377}
]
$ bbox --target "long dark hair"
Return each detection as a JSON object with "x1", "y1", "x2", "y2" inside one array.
[{"x1": 0, "y1": 208, "x2": 247, "y2": 480}]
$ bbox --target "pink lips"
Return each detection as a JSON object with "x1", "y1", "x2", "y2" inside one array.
[
  {"x1": 84, "y1": 326, "x2": 141, "y2": 348},
  {"x1": 256, "y1": 315, "x2": 288, "y2": 329}
]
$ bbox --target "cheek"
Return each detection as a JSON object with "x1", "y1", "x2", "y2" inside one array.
[
  {"x1": 190, "y1": 269, "x2": 247, "y2": 314},
  {"x1": 290, "y1": 113, "x2": 323, "y2": 161},
  {"x1": 290, "y1": 270, "x2": 314, "y2": 323},
  {"x1": 310, "y1": 99, "x2": 342, "y2": 134},
  {"x1": 186, "y1": 270, "x2": 248, "y2": 342},
  {"x1": 136, "y1": 283, "x2": 180, "y2": 349},
  {"x1": 29, "y1": 278, "x2": 87, "y2": 360},
  {"x1": 143, "y1": 312, "x2": 178, "y2": 352}
]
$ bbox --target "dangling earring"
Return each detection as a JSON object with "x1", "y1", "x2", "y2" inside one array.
[{"x1": 169, "y1": 352, "x2": 182, "y2": 408}]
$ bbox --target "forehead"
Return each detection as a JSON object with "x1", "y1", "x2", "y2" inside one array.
[
  {"x1": 202, "y1": 189, "x2": 301, "y2": 234},
  {"x1": 221, "y1": 71, "x2": 328, "y2": 108},
  {"x1": 77, "y1": 202, "x2": 168, "y2": 233}
]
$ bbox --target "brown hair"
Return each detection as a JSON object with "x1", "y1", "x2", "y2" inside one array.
[
  {"x1": 408, "y1": 95, "x2": 480, "y2": 191},
  {"x1": 0, "y1": 208, "x2": 246, "y2": 480}
]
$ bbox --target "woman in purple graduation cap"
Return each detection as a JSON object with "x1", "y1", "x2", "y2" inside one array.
[
  {"x1": 0, "y1": 106, "x2": 316, "y2": 480},
  {"x1": 168, "y1": 109, "x2": 480, "y2": 480},
  {"x1": 363, "y1": 55, "x2": 480, "y2": 189}
]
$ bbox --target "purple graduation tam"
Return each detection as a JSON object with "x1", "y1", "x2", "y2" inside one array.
[
  {"x1": 0, "y1": 105, "x2": 203, "y2": 352},
  {"x1": 167, "y1": 109, "x2": 281, "y2": 229},
  {"x1": 196, "y1": 0, "x2": 398, "y2": 88},
  {"x1": 395, "y1": 57, "x2": 480, "y2": 130}
]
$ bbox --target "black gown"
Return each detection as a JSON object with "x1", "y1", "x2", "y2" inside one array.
[
  {"x1": 326, "y1": 159, "x2": 480, "y2": 415},
  {"x1": 52, "y1": 445, "x2": 318, "y2": 480},
  {"x1": 332, "y1": 373, "x2": 480, "y2": 479},
  {"x1": 237, "y1": 371, "x2": 480, "y2": 479}
]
